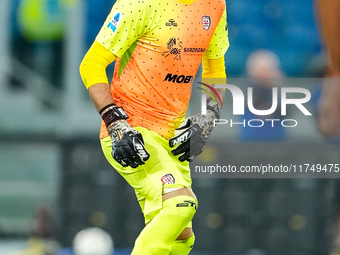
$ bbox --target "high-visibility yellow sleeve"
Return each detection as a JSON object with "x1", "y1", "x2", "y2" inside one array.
[
  {"x1": 79, "y1": 40, "x2": 116, "y2": 89},
  {"x1": 202, "y1": 55, "x2": 226, "y2": 79},
  {"x1": 204, "y1": 9, "x2": 229, "y2": 59}
]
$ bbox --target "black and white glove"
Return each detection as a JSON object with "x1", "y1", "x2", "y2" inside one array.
[
  {"x1": 100, "y1": 104, "x2": 150, "y2": 168},
  {"x1": 169, "y1": 98, "x2": 221, "y2": 162}
]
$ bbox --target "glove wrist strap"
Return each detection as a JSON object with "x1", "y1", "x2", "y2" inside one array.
[
  {"x1": 100, "y1": 103, "x2": 129, "y2": 128},
  {"x1": 206, "y1": 98, "x2": 221, "y2": 119}
]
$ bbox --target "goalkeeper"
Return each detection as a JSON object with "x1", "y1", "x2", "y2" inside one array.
[{"x1": 79, "y1": 0, "x2": 229, "y2": 253}]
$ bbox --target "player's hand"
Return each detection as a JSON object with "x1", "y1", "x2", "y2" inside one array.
[
  {"x1": 100, "y1": 104, "x2": 150, "y2": 168},
  {"x1": 110, "y1": 123, "x2": 150, "y2": 168},
  {"x1": 169, "y1": 119, "x2": 207, "y2": 162},
  {"x1": 169, "y1": 98, "x2": 221, "y2": 162},
  {"x1": 318, "y1": 83, "x2": 340, "y2": 136}
]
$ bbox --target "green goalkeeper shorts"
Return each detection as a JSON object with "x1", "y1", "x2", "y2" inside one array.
[{"x1": 100, "y1": 126, "x2": 192, "y2": 224}]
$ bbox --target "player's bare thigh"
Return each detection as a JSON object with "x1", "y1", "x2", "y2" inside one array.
[{"x1": 162, "y1": 187, "x2": 197, "y2": 240}]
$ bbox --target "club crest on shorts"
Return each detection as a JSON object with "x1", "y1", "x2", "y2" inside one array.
[
  {"x1": 202, "y1": 15, "x2": 211, "y2": 31},
  {"x1": 161, "y1": 174, "x2": 175, "y2": 184}
]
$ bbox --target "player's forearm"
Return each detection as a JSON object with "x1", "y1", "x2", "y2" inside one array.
[
  {"x1": 318, "y1": 0, "x2": 340, "y2": 76},
  {"x1": 88, "y1": 83, "x2": 115, "y2": 112}
]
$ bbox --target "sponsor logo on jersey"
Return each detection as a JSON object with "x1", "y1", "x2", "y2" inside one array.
[
  {"x1": 161, "y1": 174, "x2": 175, "y2": 184},
  {"x1": 166, "y1": 19, "x2": 178, "y2": 27},
  {"x1": 162, "y1": 37, "x2": 182, "y2": 61},
  {"x1": 183, "y1": 47, "x2": 206, "y2": 53},
  {"x1": 164, "y1": 73, "x2": 193, "y2": 84},
  {"x1": 107, "y1": 11, "x2": 123, "y2": 32},
  {"x1": 202, "y1": 15, "x2": 211, "y2": 31}
]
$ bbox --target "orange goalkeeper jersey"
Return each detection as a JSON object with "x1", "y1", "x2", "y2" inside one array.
[{"x1": 96, "y1": 0, "x2": 229, "y2": 139}]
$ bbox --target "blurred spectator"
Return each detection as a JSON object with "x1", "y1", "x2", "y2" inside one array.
[
  {"x1": 10, "y1": 0, "x2": 70, "y2": 90},
  {"x1": 240, "y1": 50, "x2": 286, "y2": 141},
  {"x1": 10, "y1": 205, "x2": 60, "y2": 255},
  {"x1": 31, "y1": 206, "x2": 53, "y2": 239},
  {"x1": 246, "y1": 50, "x2": 283, "y2": 82},
  {"x1": 17, "y1": 0, "x2": 67, "y2": 42},
  {"x1": 10, "y1": 0, "x2": 116, "y2": 91}
]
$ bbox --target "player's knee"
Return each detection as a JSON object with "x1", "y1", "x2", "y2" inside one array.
[
  {"x1": 171, "y1": 233, "x2": 195, "y2": 255},
  {"x1": 163, "y1": 195, "x2": 198, "y2": 222},
  {"x1": 184, "y1": 233, "x2": 195, "y2": 249},
  {"x1": 177, "y1": 228, "x2": 193, "y2": 240}
]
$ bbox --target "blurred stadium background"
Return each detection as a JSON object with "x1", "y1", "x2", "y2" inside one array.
[{"x1": 0, "y1": 0, "x2": 338, "y2": 254}]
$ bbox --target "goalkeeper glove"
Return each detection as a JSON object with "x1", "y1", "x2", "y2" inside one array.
[
  {"x1": 100, "y1": 104, "x2": 150, "y2": 168},
  {"x1": 169, "y1": 98, "x2": 221, "y2": 162}
]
